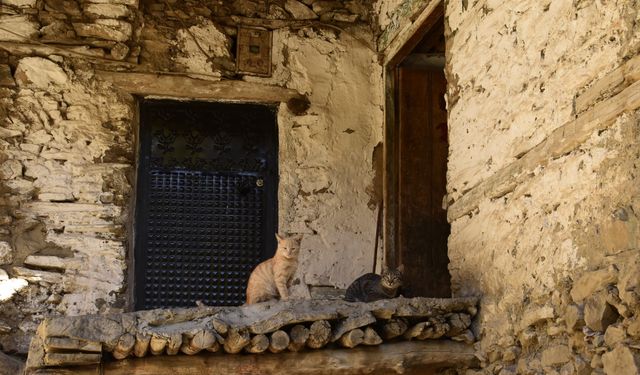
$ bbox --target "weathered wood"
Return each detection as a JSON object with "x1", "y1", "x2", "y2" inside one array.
[
  {"x1": 165, "y1": 333, "x2": 182, "y2": 355},
  {"x1": 223, "y1": 328, "x2": 250, "y2": 354},
  {"x1": 180, "y1": 329, "x2": 216, "y2": 355},
  {"x1": 95, "y1": 71, "x2": 307, "y2": 111},
  {"x1": 149, "y1": 335, "x2": 167, "y2": 356},
  {"x1": 448, "y1": 78, "x2": 640, "y2": 221},
  {"x1": 44, "y1": 337, "x2": 101, "y2": 353},
  {"x1": 446, "y1": 313, "x2": 471, "y2": 337},
  {"x1": 381, "y1": 319, "x2": 408, "y2": 340},
  {"x1": 338, "y1": 329, "x2": 364, "y2": 348},
  {"x1": 287, "y1": 325, "x2": 309, "y2": 352},
  {"x1": 403, "y1": 322, "x2": 428, "y2": 340},
  {"x1": 245, "y1": 334, "x2": 269, "y2": 354},
  {"x1": 112, "y1": 334, "x2": 135, "y2": 360},
  {"x1": 0, "y1": 41, "x2": 135, "y2": 68},
  {"x1": 362, "y1": 327, "x2": 383, "y2": 346},
  {"x1": 268, "y1": 330, "x2": 290, "y2": 354},
  {"x1": 102, "y1": 341, "x2": 478, "y2": 374},
  {"x1": 306, "y1": 320, "x2": 331, "y2": 349},
  {"x1": 44, "y1": 353, "x2": 101, "y2": 367},
  {"x1": 576, "y1": 54, "x2": 640, "y2": 114},
  {"x1": 330, "y1": 312, "x2": 376, "y2": 342},
  {"x1": 133, "y1": 332, "x2": 150, "y2": 358}
]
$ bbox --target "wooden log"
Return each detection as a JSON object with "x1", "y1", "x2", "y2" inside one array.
[
  {"x1": 268, "y1": 330, "x2": 290, "y2": 354},
  {"x1": 403, "y1": 322, "x2": 428, "y2": 340},
  {"x1": 381, "y1": 319, "x2": 408, "y2": 340},
  {"x1": 112, "y1": 333, "x2": 135, "y2": 360},
  {"x1": 330, "y1": 312, "x2": 376, "y2": 342},
  {"x1": 223, "y1": 328, "x2": 250, "y2": 354},
  {"x1": 446, "y1": 313, "x2": 471, "y2": 337},
  {"x1": 338, "y1": 329, "x2": 364, "y2": 348},
  {"x1": 245, "y1": 334, "x2": 269, "y2": 354},
  {"x1": 287, "y1": 325, "x2": 309, "y2": 352},
  {"x1": 362, "y1": 327, "x2": 382, "y2": 346},
  {"x1": 44, "y1": 337, "x2": 101, "y2": 353},
  {"x1": 102, "y1": 341, "x2": 479, "y2": 374},
  {"x1": 133, "y1": 332, "x2": 150, "y2": 358},
  {"x1": 149, "y1": 335, "x2": 167, "y2": 356},
  {"x1": 181, "y1": 329, "x2": 216, "y2": 355},
  {"x1": 306, "y1": 320, "x2": 331, "y2": 349},
  {"x1": 451, "y1": 329, "x2": 475, "y2": 344},
  {"x1": 43, "y1": 353, "x2": 101, "y2": 367},
  {"x1": 166, "y1": 333, "x2": 182, "y2": 355}
]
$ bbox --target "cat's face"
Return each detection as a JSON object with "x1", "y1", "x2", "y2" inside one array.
[
  {"x1": 275, "y1": 233, "x2": 303, "y2": 259},
  {"x1": 381, "y1": 266, "x2": 403, "y2": 290}
]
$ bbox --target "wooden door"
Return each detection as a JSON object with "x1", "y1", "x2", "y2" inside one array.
[{"x1": 397, "y1": 62, "x2": 451, "y2": 298}]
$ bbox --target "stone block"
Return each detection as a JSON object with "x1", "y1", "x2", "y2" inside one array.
[
  {"x1": 584, "y1": 291, "x2": 620, "y2": 332},
  {"x1": 73, "y1": 19, "x2": 132, "y2": 42},
  {"x1": 541, "y1": 345, "x2": 572, "y2": 367},
  {"x1": 0, "y1": 159, "x2": 23, "y2": 180},
  {"x1": 627, "y1": 316, "x2": 640, "y2": 339},
  {"x1": 84, "y1": 0, "x2": 137, "y2": 5},
  {"x1": 0, "y1": 15, "x2": 39, "y2": 41},
  {"x1": 570, "y1": 266, "x2": 618, "y2": 303},
  {"x1": 604, "y1": 324, "x2": 626, "y2": 347},
  {"x1": 312, "y1": 0, "x2": 341, "y2": 14},
  {"x1": 565, "y1": 304, "x2": 585, "y2": 331},
  {"x1": 12, "y1": 266, "x2": 63, "y2": 284},
  {"x1": 14, "y1": 57, "x2": 68, "y2": 90},
  {"x1": 602, "y1": 345, "x2": 640, "y2": 375},
  {"x1": 3, "y1": 0, "x2": 37, "y2": 7},
  {"x1": 83, "y1": 3, "x2": 132, "y2": 19},
  {"x1": 519, "y1": 305, "x2": 555, "y2": 330},
  {"x1": 284, "y1": 0, "x2": 318, "y2": 19},
  {"x1": 24, "y1": 255, "x2": 67, "y2": 271},
  {"x1": 0, "y1": 241, "x2": 13, "y2": 265}
]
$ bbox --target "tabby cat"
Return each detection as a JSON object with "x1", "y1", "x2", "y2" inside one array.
[
  {"x1": 344, "y1": 265, "x2": 404, "y2": 302},
  {"x1": 245, "y1": 233, "x2": 303, "y2": 304}
]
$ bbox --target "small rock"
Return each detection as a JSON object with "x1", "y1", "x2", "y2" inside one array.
[
  {"x1": 585, "y1": 291, "x2": 620, "y2": 332},
  {"x1": 565, "y1": 304, "x2": 585, "y2": 331},
  {"x1": 0, "y1": 269, "x2": 8, "y2": 281},
  {"x1": 602, "y1": 345, "x2": 640, "y2": 375},
  {"x1": 0, "y1": 278, "x2": 28, "y2": 302},
  {"x1": 502, "y1": 346, "x2": 521, "y2": 362},
  {"x1": 312, "y1": 0, "x2": 341, "y2": 14},
  {"x1": 604, "y1": 325, "x2": 626, "y2": 347},
  {"x1": 14, "y1": 57, "x2": 68, "y2": 89},
  {"x1": 570, "y1": 265, "x2": 618, "y2": 303},
  {"x1": 541, "y1": 345, "x2": 572, "y2": 367},
  {"x1": 590, "y1": 353, "x2": 603, "y2": 369},
  {"x1": 628, "y1": 316, "x2": 640, "y2": 338},
  {"x1": 284, "y1": 0, "x2": 318, "y2": 19},
  {"x1": 83, "y1": 3, "x2": 132, "y2": 19},
  {"x1": 520, "y1": 305, "x2": 555, "y2": 330},
  {"x1": 0, "y1": 242, "x2": 13, "y2": 265},
  {"x1": 73, "y1": 19, "x2": 132, "y2": 42},
  {"x1": 0, "y1": 65, "x2": 15, "y2": 87}
]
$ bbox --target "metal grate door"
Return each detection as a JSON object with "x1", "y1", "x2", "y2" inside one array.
[{"x1": 135, "y1": 100, "x2": 278, "y2": 310}]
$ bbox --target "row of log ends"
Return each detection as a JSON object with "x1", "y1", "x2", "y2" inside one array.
[
  {"x1": 105, "y1": 314, "x2": 474, "y2": 359},
  {"x1": 30, "y1": 297, "x2": 479, "y2": 369}
]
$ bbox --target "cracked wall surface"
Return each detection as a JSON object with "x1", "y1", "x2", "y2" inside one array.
[{"x1": 0, "y1": 0, "x2": 384, "y2": 359}]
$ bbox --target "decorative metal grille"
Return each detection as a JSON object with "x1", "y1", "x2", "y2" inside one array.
[{"x1": 135, "y1": 100, "x2": 278, "y2": 310}]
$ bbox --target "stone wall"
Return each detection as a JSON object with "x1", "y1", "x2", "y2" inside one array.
[
  {"x1": 441, "y1": 1, "x2": 640, "y2": 374},
  {"x1": 0, "y1": 0, "x2": 385, "y2": 359}
]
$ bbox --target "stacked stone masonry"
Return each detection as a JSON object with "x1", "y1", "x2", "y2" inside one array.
[{"x1": 0, "y1": 0, "x2": 386, "y2": 367}]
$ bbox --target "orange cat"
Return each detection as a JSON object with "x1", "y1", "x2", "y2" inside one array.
[{"x1": 245, "y1": 233, "x2": 303, "y2": 304}]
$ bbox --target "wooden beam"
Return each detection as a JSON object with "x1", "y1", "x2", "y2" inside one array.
[
  {"x1": 96, "y1": 71, "x2": 309, "y2": 114},
  {"x1": 447, "y1": 77, "x2": 640, "y2": 221},
  {"x1": 101, "y1": 341, "x2": 478, "y2": 375},
  {"x1": 0, "y1": 41, "x2": 134, "y2": 68}
]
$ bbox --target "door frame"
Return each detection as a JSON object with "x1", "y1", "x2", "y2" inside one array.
[{"x1": 382, "y1": 2, "x2": 445, "y2": 268}]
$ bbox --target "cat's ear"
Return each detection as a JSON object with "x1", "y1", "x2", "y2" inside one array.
[
  {"x1": 397, "y1": 264, "x2": 405, "y2": 273},
  {"x1": 275, "y1": 233, "x2": 283, "y2": 242}
]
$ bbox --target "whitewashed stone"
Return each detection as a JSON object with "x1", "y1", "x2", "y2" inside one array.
[
  {"x1": 0, "y1": 15, "x2": 39, "y2": 41},
  {"x1": 14, "y1": 58, "x2": 68, "y2": 90},
  {"x1": 73, "y1": 19, "x2": 132, "y2": 42},
  {"x1": 84, "y1": 3, "x2": 132, "y2": 19},
  {"x1": 24, "y1": 255, "x2": 67, "y2": 271},
  {"x1": 0, "y1": 269, "x2": 8, "y2": 281},
  {"x1": 12, "y1": 266, "x2": 63, "y2": 284},
  {"x1": 0, "y1": 241, "x2": 13, "y2": 265},
  {"x1": 284, "y1": 0, "x2": 318, "y2": 19},
  {"x1": 0, "y1": 278, "x2": 28, "y2": 302}
]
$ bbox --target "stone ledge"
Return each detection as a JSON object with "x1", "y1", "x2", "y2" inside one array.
[{"x1": 25, "y1": 297, "x2": 479, "y2": 373}]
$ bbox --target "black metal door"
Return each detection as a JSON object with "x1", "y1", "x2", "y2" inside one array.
[{"x1": 135, "y1": 100, "x2": 278, "y2": 310}]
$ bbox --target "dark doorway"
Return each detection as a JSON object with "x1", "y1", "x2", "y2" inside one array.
[
  {"x1": 135, "y1": 100, "x2": 278, "y2": 310},
  {"x1": 388, "y1": 11, "x2": 451, "y2": 297}
]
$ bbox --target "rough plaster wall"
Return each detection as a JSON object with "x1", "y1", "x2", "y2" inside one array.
[
  {"x1": 444, "y1": 0, "x2": 640, "y2": 373},
  {"x1": 0, "y1": 58, "x2": 134, "y2": 353},
  {"x1": 446, "y1": 0, "x2": 639, "y2": 200}
]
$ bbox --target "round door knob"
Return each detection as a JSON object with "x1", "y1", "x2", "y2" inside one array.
[{"x1": 256, "y1": 178, "x2": 264, "y2": 187}]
